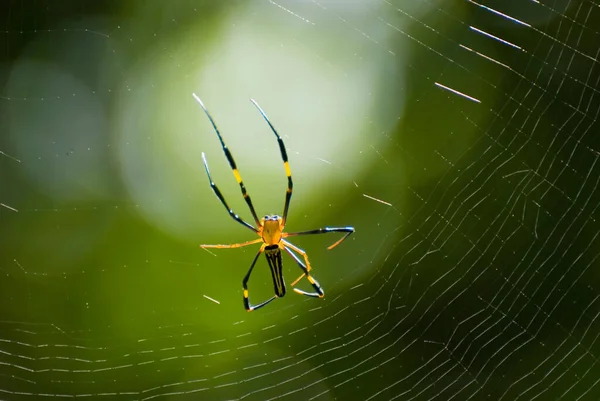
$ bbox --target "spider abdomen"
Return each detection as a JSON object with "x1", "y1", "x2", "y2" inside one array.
[{"x1": 265, "y1": 245, "x2": 286, "y2": 297}]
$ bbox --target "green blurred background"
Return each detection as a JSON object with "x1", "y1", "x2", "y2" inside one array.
[{"x1": 2, "y1": 0, "x2": 600, "y2": 400}]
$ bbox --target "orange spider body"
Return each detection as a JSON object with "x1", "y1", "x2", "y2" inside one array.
[{"x1": 259, "y1": 215, "x2": 284, "y2": 246}]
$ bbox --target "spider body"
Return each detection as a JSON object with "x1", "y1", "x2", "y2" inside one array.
[
  {"x1": 193, "y1": 93, "x2": 354, "y2": 311},
  {"x1": 259, "y1": 215, "x2": 284, "y2": 246}
]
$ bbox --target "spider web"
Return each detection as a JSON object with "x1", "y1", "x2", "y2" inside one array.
[{"x1": 2, "y1": 0, "x2": 600, "y2": 400}]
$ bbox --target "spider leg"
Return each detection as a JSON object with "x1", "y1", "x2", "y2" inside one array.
[
  {"x1": 200, "y1": 153, "x2": 257, "y2": 233},
  {"x1": 284, "y1": 246, "x2": 324, "y2": 298},
  {"x1": 282, "y1": 240, "x2": 313, "y2": 286},
  {"x1": 201, "y1": 238, "x2": 263, "y2": 249},
  {"x1": 243, "y1": 245, "x2": 277, "y2": 311},
  {"x1": 250, "y1": 99, "x2": 293, "y2": 225},
  {"x1": 284, "y1": 226, "x2": 355, "y2": 250},
  {"x1": 194, "y1": 93, "x2": 261, "y2": 227}
]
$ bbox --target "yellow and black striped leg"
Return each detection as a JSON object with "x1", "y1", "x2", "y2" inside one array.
[
  {"x1": 284, "y1": 227, "x2": 355, "y2": 250},
  {"x1": 201, "y1": 153, "x2": 257, "y2": 233},
  {"x1": 284, "y1": 247, "x2": 324, "y2": 298},
  {"x1": 243, "y1": 245, "x2": 277, "y2": 311},
  {"x1": 250, "y1": 99, "x2": 293, "y2": 224},
  {"x1": 193, "y1": 93, "x2": 261, "y2": 226}
]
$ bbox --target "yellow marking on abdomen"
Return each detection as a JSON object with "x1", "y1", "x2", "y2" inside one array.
[
  {"x1": 243, "y1": 289, "x2": 249, "y2": 298},
  {"x1": 307, "y1": 276, "x2": 315, "y2": 284},
  {"x1": 233, "y1": 169, "x2": 242, "y2": 183},
  {"x1": 284, "y1": 162, "x2": 291, "y2": 177}
]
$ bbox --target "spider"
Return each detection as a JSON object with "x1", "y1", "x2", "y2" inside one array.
[{"x1": 193, "y1": 93, "x2": 355, "y2": 311}]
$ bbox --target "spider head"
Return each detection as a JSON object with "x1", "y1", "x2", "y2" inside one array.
[{"x1": 260, "y1": 215, "x2": 283, "y2": 245}]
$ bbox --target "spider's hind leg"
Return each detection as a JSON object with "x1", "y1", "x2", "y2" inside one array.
[
  {"x1": 243, "y1": 245, "x2": 278, "y2": 311},
  {"x1": 284, "y1": 247, "x2": 324, "y2": 298}
]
